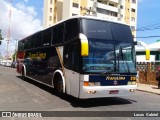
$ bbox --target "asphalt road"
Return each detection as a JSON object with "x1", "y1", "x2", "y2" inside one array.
[{"x1": 0, "y1": 66, "x2": 160, "y2": 120}]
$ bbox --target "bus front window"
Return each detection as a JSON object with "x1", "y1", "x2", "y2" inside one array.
[
  {"x1": 81, "y1": 19, "x2": 136, "y2": 74},
  {"x1": 82, "y1": 41, "x2": 137, "y2": 74}
]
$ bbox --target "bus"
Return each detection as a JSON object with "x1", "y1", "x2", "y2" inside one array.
[{"x1": 17, "y1": 16, "x2": 138, "y2": 99}]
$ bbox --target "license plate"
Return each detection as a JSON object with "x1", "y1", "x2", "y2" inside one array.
[{"x1": 109, "y1": 90, "x2": 119, "y2": 94}]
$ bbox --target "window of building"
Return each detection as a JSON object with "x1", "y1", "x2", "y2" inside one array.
[
  {"x1": 109, "y1": 3, "x2": 114, "y2": 7},
  {"x1": 73, "y1": 3, "x2": 79, "y2": 8},
  {"x1": 132, "y1": 0, "x2": 136, "y2": 3},
  {"x1": 120, "y1": 5, "x2": 123, "y2": 9},
  {"x1": 97, "y1": 8, "x2": 117, "y2": 17},
  {"x1": 119, "y1": 0, "x2": 122, "y2": 3},
  {"x1": 131, "y1": 8, "x2": 136, "y2": 12},
  {"x1": 131, "y1": 17, "x2": 135, "y2": 21},
  {"x1": 50, "y1": 0, "x2": 52, "y2": 4},
  {"x1": 72, "y1": 13, "x2": 78, "y2": 16},
  {"x1": 50, "y1": 8, "x2": 52, "y2": 13},
  {"x1": 49, "y1": 16, "x2": 52, "y2": 21},
  {"x1": 130, "y1": 26, "x2": 135, "y2": 31}
]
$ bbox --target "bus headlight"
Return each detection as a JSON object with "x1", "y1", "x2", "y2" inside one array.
[
  {"x1": 128, "y1": 81, "x2": 136, "y2": 85},
  {"x1": 84, "y1": 82, "x2": 94, "y2": 86},
  {"x1": 83, "y1": 82, "x2": 100, "y2": 86}
]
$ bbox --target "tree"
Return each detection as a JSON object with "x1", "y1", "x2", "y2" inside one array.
[{"x1": 0, "y1": 29, "x2": 4, "y2": 45}]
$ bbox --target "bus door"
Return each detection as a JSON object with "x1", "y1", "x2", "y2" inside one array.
[{"x1": 64, "y1": 42, "x2": 80, "y2": 97}]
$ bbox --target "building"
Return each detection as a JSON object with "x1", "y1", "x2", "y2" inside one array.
[
  {"x1": 43, "y1": 0, "x2": 137, "y2": 37},
  {"x1": 43, "y1": 0, "x2": 63, "y2": 28},
  {"x1": 136, "y1": 41, "x2": 160, "y2": 62}
]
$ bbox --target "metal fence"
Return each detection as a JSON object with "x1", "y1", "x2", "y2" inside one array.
[{"x1": 137, "y1": 62, "x2": 160, "y2": 85}]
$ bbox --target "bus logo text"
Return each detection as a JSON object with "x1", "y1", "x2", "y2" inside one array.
[
  {"x1": 29, "y1": 52, "x2": 46, "y2": 59},
  {"x1": 106, "y1": 76, "x2": 125, "y2": 80}
]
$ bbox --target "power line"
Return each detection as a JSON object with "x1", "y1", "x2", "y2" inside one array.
[
  {"x1": 137, "y1": 17, "x2": 160, "y2": 28},
  {"x1": 135, "y1": 36, "x2": 160, "y2": 38},
  {"x1": 137, "y1": 22, "x2": 160, "y2": 30},
  {"x1": 136, "y1": 26, "x2": 160, "y2": 31}
]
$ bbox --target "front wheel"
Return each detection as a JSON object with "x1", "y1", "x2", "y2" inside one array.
[{"x1": 54, "y1": 76, "x2": 64, "y2": 96}]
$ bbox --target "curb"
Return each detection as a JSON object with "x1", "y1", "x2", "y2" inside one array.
[{"x1": 136, "y1": 89, "x2": 160, "y2": 95}]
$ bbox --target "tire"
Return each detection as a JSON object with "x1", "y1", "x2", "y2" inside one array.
[
  {"x1": 54, "y1": 76, "x2": 64, "y2": 96},
  {"x1": 22, "y1": 68, "x2": 26, "y2": 80}
]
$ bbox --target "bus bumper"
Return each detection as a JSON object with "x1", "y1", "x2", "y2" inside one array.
[{"x1": 79, "y1": 84, "x2": 137, "y2": 99}]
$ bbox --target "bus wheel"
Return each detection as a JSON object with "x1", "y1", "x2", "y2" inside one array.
[
  {"x1": 54, "y1": 76, "x2": 63, "y2": 95},
  {"x1": 22, "y1": 68, "x2": 26, "y2": 80}
]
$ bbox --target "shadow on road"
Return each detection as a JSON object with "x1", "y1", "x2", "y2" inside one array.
[{"x1": 17, "y1": 76, "x2": 136, "y2": 108}]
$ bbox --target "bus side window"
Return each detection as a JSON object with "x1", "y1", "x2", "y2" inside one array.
[
  {"x1": 57, "y1": 24, "x2": 64, "y2": 44},
  {"x1": 36, "y1": 32, "x2": 42, "y2": 48},
  {"x1": 43, "y1": 28, "x2": 52, "y2": 46},
  {"x1": 52, "y1": 27, "x2": 58, "y2": 45},
  {"x1": 24, "y1": 39, "x2": 28, "y2": 50},
  {"x1": 52, "y1": 24, "x2": 64, "y2": 45},
  {"x1": 30, "y1": 36, "x2": 35, "y2": 49},
  {"x1": 18, "y1": 41, "x2": 24, "y2": 51},
  {"x1": 65, "y1": 19, "x2": 79, "y2": 43}
]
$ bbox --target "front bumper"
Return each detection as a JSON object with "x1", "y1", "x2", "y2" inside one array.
[{"x1": 79, "y1": 83, "x2": 137, "y2": 99}]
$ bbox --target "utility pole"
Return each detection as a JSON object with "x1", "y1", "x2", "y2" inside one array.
[{"x1": 6, "y1": 0, "x2": 12, "y2": 60}]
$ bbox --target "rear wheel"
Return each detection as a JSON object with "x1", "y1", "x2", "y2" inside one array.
[{"x1": 22, "y1": 68, "x2": 26, "y2": 80}]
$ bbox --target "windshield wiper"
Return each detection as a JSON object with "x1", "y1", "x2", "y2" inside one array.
[{"x1": 120, "y1": 47, "x2": 130, "y2": 73}]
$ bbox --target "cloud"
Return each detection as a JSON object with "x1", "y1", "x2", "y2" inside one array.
[
  {"x1": 0, "y1": 0, "x2": 42, "y2": 57},
  {"x1": 15, "y1": 2, "x2": 37, "y2": 17},
  {"x1": 24, "y1": 0, "x2": 29, "y2": 3}
]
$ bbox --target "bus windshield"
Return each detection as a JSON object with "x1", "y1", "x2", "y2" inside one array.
[{"x1": 81, "y1": 19, "x2": 136, "y2": 74}]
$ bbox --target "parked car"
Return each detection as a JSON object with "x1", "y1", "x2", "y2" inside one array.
[
  {"x1": 5, "y1": 62, "x2": 12, "y2": 67},
  {"x1": 1, "y1": 62, "x2": 6, "y2": 66}
]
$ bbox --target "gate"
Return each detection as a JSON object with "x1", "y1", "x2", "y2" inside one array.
[{"x1": 137, "y1": 62, "x2": 160, "y2": 85}]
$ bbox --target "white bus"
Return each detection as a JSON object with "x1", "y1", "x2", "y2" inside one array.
[{"x1": 17, "y1": 16, "x2": 138, "y2": 99}]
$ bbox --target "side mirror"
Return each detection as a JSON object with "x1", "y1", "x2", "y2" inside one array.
[
  {"x1": 136, "y1": 41, "x2": 150, "y2": 60},
  {"x1": 146, "y1": 48, "x2": 150, "y2": 60},
  {"x1": 134, "y1": 41, "x2": 137, "y2": 45},
  {"x1": 79, "y1": 33, "x2": 89, "y2": 56}
]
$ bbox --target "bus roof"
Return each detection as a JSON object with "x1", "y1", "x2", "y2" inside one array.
[
  {"x1": 19, "y1": 16, "x2": 130, "y2": 41},
  {"x1": 44, "y1": 15, "x2": 129, "y2": 30}
]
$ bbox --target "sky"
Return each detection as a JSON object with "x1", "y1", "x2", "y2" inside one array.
[
  {"x1": 137, "y1": 0, "x2": 160, "y2": 44},
  {"x1": 0, "y1": 0, "x2": 43, "y2": 57},
  {"x1": 0, "y1": 0, "x2": 160, "y2": 57}
]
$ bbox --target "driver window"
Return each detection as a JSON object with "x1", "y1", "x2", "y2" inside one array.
[{"x1": 64, "y1": 41, "x2": 79, "y2": 71}]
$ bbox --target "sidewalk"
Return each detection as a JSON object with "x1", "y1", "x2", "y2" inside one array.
[{"x1": 137, "y1": 84, "x2": 160, "y2": 95}]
